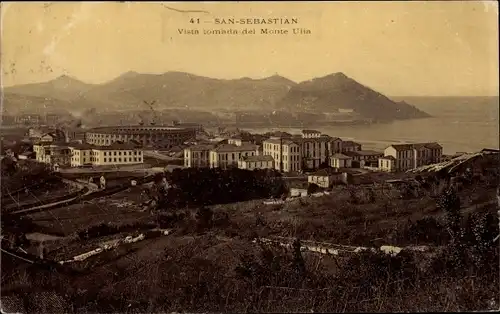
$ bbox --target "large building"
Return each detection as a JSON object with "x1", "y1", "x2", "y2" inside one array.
[
  {"x1": 209, "y1": 143, "x2": 260, "y2": 169},
  {"x1": 383, "y1": 142, "x2": 443, "y2": 171},
  {"x1": 263, "y1": 137, "x2": 302, "y2": 172},
  {"x1": 262, "y1": 131, "x2": 350, "y2": 172},
  {"x1": 33, "y1": 141, "x2": 71, "y2": 166},
  {"x1": 184, "y1": 144, "x2": 215, "y2": 168},
  {"x1": 69, "y1": 143, "x2": 143, "y2": 167},
  {"x1": 33, "y1": 141, "x2": 143, "y2": 168},
  {"x1": 85, "y1": 125, "x2": 197, "y2": 148}
]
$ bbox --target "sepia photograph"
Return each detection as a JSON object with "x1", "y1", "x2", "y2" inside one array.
[{"x1": 1, "y1": 1, "x2": 499, "y2": 313}]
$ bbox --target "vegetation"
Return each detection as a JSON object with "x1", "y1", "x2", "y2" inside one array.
[
  {"x1": 1, "y1": 154, "x2": 498, "y2": 313},
  {"x1": 148, "y1": 168, "x2": 287, "y2": 210}
]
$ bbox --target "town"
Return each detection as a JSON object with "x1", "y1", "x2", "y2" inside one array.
[{"x1": 2, "y1": 115, "x2": 445, "y2": 176}]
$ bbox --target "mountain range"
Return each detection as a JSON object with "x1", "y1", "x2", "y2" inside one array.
[{"x1": 2, "y1": 71, "x2": 430, "y2": 121}]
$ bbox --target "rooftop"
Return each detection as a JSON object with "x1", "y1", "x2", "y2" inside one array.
[
  {"x1": 212, "y1": 143, "x2": 259, "y2": 153},
  {"x1": 310, "y1": 168, "x2": 343, "y2": 176},
  {"x1": 34, "y1": 141, "x2": 67, "y2": 146},
  {"x1": 293, "y1": 135, "x2": 332, "y2": 143},
  {"x1": 241, "y1": 155, "x2": 274, "y2": 162},
  {"x1": 67, "y1": 142, "x2": 141, "y2": 151},
  {"x1": 331, "y1": 153, "x2": 352, "y2": 159},
  {"x1": 389, "y1": 142, "x2": 442, "y2": 151},
  {"x1": 344, "y1": 150, "x2": 383, "y2": 156},
  {"x1": 380, "y1": 155, "x2": 397, "y2": 161},
  {"x1": 67, "y1": 143, "x2": 95, "y2": 150},
  {"x1": 302, "y1": 129, "x2": 321, "y2": 134},
  {"x1": 87, "y1": 125, "x2": 193, "y2": 134},
  {"x1": 342, "y1": 140, "x2": 362, "y2": 147},
  {"x1": 264, "y1": 138, "x2": 299, "y2": 146},
  {"x1": 185, "y1": 144, "x2": 216, "y2": 151},
  {"x1": 268, "y1": 131, "x2": 293, "y2": 139}
]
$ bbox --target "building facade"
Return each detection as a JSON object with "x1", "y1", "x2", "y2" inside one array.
[
  {"x1": 344, "y1": 150, "x2": 384, "y2": 167},
  {"x1": 68, "y1": 143, "x2": 143, "y2": 167},
  {"x1": 378, "y1": 156, "x2": 396, "y2": 172},
  {"x1": 262, "y1": 137, "x2": 301, "y2": 173},
  {"x1": 330, "y1": 153, "x2": 353, "y2": 168},
  {"x1": 308, "y1": 169, "x2": 344, "y2": 188},
  {"x1": 297, "y1": 135, "x2": 331, "y2": 170},
  {"x1": 184, "y1": 144, "x2": 215, "y2": 168},
  {"x1": 238, "y1": 155, "x2": 274, "y2": 170},
  {"x1": 383, "y1": 143, "x2": 443, "y2": 171},
  {"x1": 33, "y1": 142, "x2": 71, "y2": 167},
  {"x1": 85, "y1": 126, "x2": 196, "y2": 148},
  {"x1": 209, "y1": 143, "x2": 259, "y2": 169}
]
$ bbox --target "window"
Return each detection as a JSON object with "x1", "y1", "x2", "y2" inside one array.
[
  {"x1": 104, "y1": 158, "x2": 107, "y2": 162},
  {"x1": 114, "y1": 152, "x2": 117, "y2": 156},
  {"x1": 114, "y1": 158, "x2": 116, "y2": 162}
]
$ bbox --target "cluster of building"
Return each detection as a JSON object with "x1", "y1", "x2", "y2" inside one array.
[
  {"x1": 184, "y1": 129, "x2": 443, "y2": 173},
  {"x1": 33, "y1": 142, "x2": 144, "y2": 169},
  {"x1": 28, "y1": 124, "x2": 199, "y2": 169},
  {"x1": 22, "y1": 121, "x2": 443, "y2": 174}
]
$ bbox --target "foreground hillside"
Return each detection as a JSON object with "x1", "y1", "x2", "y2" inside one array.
[
  {"x1": 1, "y1": 160, "x2": 498, "y2": 313},
  {"x1": 3, "y1": 71, "x2": 430, "y2": 121}
]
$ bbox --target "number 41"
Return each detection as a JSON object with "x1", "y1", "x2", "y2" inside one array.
[{"x1": 190, "y1": 18, "x2": 200, "y2": 24}]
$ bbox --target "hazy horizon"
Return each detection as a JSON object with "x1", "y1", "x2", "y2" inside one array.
[{"x1": 2, "y1": 2, "x2": 499, "y2": 96}]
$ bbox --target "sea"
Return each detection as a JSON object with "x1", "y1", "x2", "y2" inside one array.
[{"x1": 243, "y1": 96, "x2": 499, "y2": 155}]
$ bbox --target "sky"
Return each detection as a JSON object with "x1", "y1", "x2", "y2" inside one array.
[{"x1": 1, "y1": 1, "x2": 499, "y2": 96}]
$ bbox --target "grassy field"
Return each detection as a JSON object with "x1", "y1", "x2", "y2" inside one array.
[{"x1": 27, "y1": 187, "x2": 152, "y2": 236}]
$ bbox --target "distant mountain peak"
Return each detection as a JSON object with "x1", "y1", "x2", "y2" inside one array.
[
  {"x1": 333, "y1": 72, "x2": 348, "y2": 78},
  {"x1": 261, "y1": 74, "x2": 296, "y2": 85},
  {"x1": 123, "y1": 70, "x2": 139, "y2": 76},
  {"x1": 53, "y1": 74, "x2": 83, "y2": 83}
]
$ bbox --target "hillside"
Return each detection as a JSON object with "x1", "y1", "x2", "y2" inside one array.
[
  {"x1": 3, "y1": 71, "x2": 430, "y2": 121},
  {"x1": 81, "y1": 71, "x2": 296, "y2": 111},
  {"x1": 276, "y1": 72, "x2": 430, "y2": 120},
  {"x1": 4, "y1": 75, "x2": 94, "y2": 102}
]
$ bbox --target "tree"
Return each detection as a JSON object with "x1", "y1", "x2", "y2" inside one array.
[
  {"x1": 436, "y1": 186, "x2": 465, "y2": 267},
  {"x1": 307, "y1": 183, "x2": 320, "y2": 195},
  {"x1": 1, "y1": 156, "x2": 17, "y2": 176}
]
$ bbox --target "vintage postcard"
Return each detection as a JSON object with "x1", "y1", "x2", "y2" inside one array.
[{"x1": 1, "y1": 1, "x2": 499, "y2": 313}]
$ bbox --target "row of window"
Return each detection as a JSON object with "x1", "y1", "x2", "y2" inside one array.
[
  {"x1": 103, "y1": 151, "x2": 141, "y2": 156},
  {"x1": 102, "y1": 157, "x2": 142, "y2": 163},
  {"x1": 88, "y1": 132, "x2": 190, "y2": 139},
  {"x1": 73, "y1": 150, "x2": 142, "y2": 156},
  {"x1": 71, "y1": 157, "x2": 143, "y2": 164},
  {"x1": 212, "y1": 151, "x2": 256, "y2": 161},
  {"x1": 263, "y1": 143, "x2": 300, "y2": 153},
  {"x1": 241, "y1": 161, "x2": 273, "y2": 167}
]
